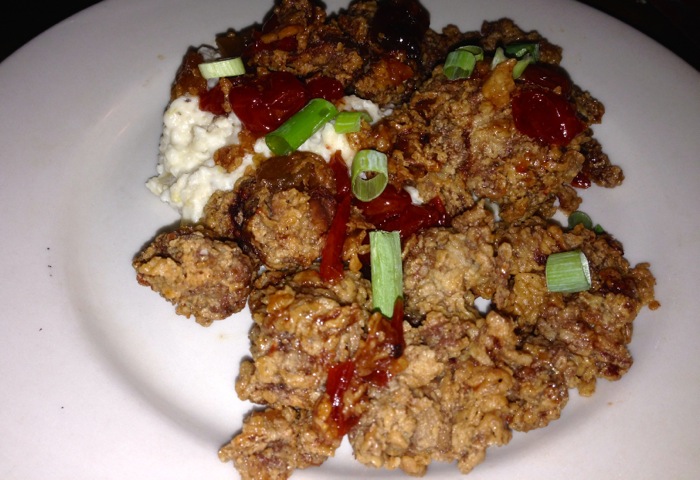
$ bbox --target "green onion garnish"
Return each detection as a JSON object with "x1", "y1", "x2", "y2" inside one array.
[
  {"x1": 512, "y1": 54, "x2": 534, "y2": 79},
  {"x1": 351, "y1": 149, "x2": 388, "y2": 201},
  {"x1": 334, "y1": 111, "x2": 372, "y2": 133},
  {"x1": 545, "y1": 250, "x2": 592, "y2": 293},
  {"x1": 568, "y1": 211, "x2": 593, "y2": 230},
  {"x1": 197, "y1": 57, "x2": 245, "y2": 79},
  {"x1": 504, "y1": 42, "x2": 540, "y2": 61},
  {"x1": 444, "y1": 50, "x2": 475, "y2": 80},
  {"x1": 444, "y1": 46, "x2": 484, "y2": 80},
  {"x1": 568, "y1": 210, "x2": 605, "y2": 233},
  {"x1": 265, "y1": 98, "x2": 338, "y2": 156},
  {"x1": 370, "y1": 230, "x2": 403, "y2": 317},
  {"x1": 458, "y1": 45, "x2": 485, "y2": 60},
  {"x1": 491, "y1": 46, "x2": 506, "y2": 68}
]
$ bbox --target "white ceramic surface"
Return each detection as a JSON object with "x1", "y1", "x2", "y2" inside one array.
[{"x1": 1, "y1": 0, "x2": 699, "y2": 478}]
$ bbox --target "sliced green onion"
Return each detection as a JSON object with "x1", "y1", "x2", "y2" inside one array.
[
  {"x1": 351, "y1": 149, "x2": 388, "y2": 201},
  {"x1": 197, "y1": 57, "x2": 245, "y2": 79},
  {"x1": 504, "y1": 42, "x2": 540, "y2": 61},
  {"x1": 265, "y1": 98, "x2": 338, "y2": 156},
  {"x1": 370, "y1": 230, "x2": 403, "y2": 317},
  {"x1": 512, "y1": 54, "x2": 534, "y2": 79},
  {"x1": 444, "y1": 49, "x2": 477, "y2": 80},
  {"x1": 457, "y1": 45, "x2": 484, "y2": 61},
  {"x1": 568, "y1": 211, "x2": 605, "y2": 234},
  {"x1": 334, "y1": 111, "x2": 372, "y2": 133},
  {"x1": 545, "y1": 250, "x2": 591, "y2": 293},
  {"x1": 491, "y1": 46, "x2": 506, "y2": 69},
  {"x1": 568, "y1": 211, "x2": 593, "y2": 230}
]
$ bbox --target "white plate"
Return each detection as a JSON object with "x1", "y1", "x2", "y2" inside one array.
[{"x1": 1, "y1": 0, "x2": 699, "y2": 478}]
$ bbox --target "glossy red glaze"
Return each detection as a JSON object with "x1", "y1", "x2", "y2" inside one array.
[
  {"x1": 198, "y1": 83, "x2": 227, "y2": 116},
  {"x1": 229, "y1": 71, "x2": 309, "y2": 136},
  {"x1": 320, "y1": 153, "x2": 352, "y2": 282},
  {"x1": 325, "y1": 360, "x2": 356, "y2": 436},
  {"x1": 519, "y1": 62, "x2": 573, "y2": 95},
  {"x1": 306, "y1": 76, "x2": 345, "y2": 102},
  {"x1": 571, "y1": 171, "x2": 592, "y2": 189},
  {"x1": 356, "y1": 184, "x2": 448, "y2": 241},
  {"x1": 320, "y1": 195, "x2": 351, "y2": 282},
  {"x1": 511, "y1": 87, "x2": 585, "y2": 146},
  {"x1": 371, "y1": 0, "x2": 430, "y2": 60}
]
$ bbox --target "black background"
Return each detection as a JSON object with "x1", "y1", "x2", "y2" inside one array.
[{"x1": 2, "y1": 0, "x2": 698, "y2": 70}]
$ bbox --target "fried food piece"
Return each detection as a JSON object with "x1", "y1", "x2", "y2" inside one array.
[
  {"x1": 219, "y1": 407, "x2": 340, "y2": 480},
  {"x1": 402, "y1": 202, "x2": 502, "y2": 321},
  {"x1": 493, "y1": 219, "x2": 657, "y2": 394},
  {"x1": 132, "y1": 226, "x2": 254, "y2": 326},
  {"x1": 357, "y1": 58, "x2": 591, "y2": 222},
  {"x1": 212, "y1": 0, "x2": 470, "y2": 107},
  {"x1": 348, "y1": 310, "x2": 568, "y2": 475},
  {"x1": 218, "y1": 406, "x2": 340, "y2": 480},
  {"x1": 202, "y1": 152, "x2": 337, "y2": 271},
  {"x1": 236, "y1": 269, "x2": 372, "y2": 408}
]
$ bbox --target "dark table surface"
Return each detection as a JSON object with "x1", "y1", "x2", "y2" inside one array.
[{"x1": 2, "y1": 0, "x2": 698, "y2": 70}]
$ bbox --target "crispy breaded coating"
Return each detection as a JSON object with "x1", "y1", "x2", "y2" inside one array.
[
  {"x1": 133, "y1": 226, "x2": 254, "y2": 326},
  {"x1": 236, "y1": 269, "x2": 372, "y2": 408}
]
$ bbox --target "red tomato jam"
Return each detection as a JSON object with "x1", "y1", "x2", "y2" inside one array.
[
  {"x1": 320, "y1": 153, "x2": 353, "y2": 283},
  {"x1": 214, "y1": 72, "x2": 344, "y2": 137},
  {"x1": 306, "y1": 76, "x2": 345, "y2": 102},
  {"x1": 325, "y1": 360, "x2": 357, "y2": 436},
  {"x1": 325, "y1": 299, "x2": 407, "y2": 437},
  {"x1": 511, "y1": 87, "x2": 585, "y2": 146},
  {"x1": 519, "y1": 62, "x2": 573, "y2": 95},
  {"x1": 355, "y1": 184, "x2": 449, "y2": 241},
  {"x1": 198, "y1": 83, "x2": 227, "y2": 116},
  {"x1": 229, "y1": 71, "x2": 309, "y2": 136},
  {"x1": 571, "y1": 171, "x2": 592, "y2": 189}
]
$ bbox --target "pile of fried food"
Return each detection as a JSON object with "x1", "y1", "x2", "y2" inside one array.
[{"x1": 132, "y1": 0, "x2": 658, "y2": 478}]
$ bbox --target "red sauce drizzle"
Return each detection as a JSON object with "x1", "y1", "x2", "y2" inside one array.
[
  {"x1": 571, "y1": 171, "x2": 591, "y2": 189},
  {"x1": 355, "y1": 184, "x2": 449, "y2": 241},
  {"x1": 198, "y1": 83, "x2": 227, "y2": 116},
  {"x1": 320, "y1": 152, "x2": 353, "y2": 283},
  {"x1": 325, "y1": 298, "x2": 407, "y2": 437},
  {"x1": 326, "y1": 360, "x2": 357, "y2": 436}
]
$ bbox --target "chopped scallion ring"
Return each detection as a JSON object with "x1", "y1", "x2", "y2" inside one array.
[
  {"x1": 265, "y1": 98, "x2": 338, "y2": 156},
  {"x1": 545, "y1": 250, "x2": 591, "y2": 293},
  {"x1": 568, "y1": 210, "x2": 605, "y2": 233},
  {"x1": 370, "y1": 230, "x2": 403, "y2": 317},
  {"x1": 491, "y1": 46, "x2": 506, "y2": 69},
  {"x1": 568, "y1": 211, "x2": 593, "y2": 230},
  {"x1": 457, "y1": 45, "x2": 484, "y2": 61},
  {"x1": 197, "y1": 57, "x2": 245, "y2": 79},
  {"x1": 512, "y1": 54, "x2": 534, "y2": 78},
  {"x1": 351, "y1": 149, "x2": 388, "y2": 201},
  {"x1": 444, "y1": 48, "x2": 478, "y2": 80},
  {"x1": 504, "y1": 42, "x2": 540, "y2": 62},
  {"x1": 334, "y1": 111, "x2": 372, "y2": 133}
]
